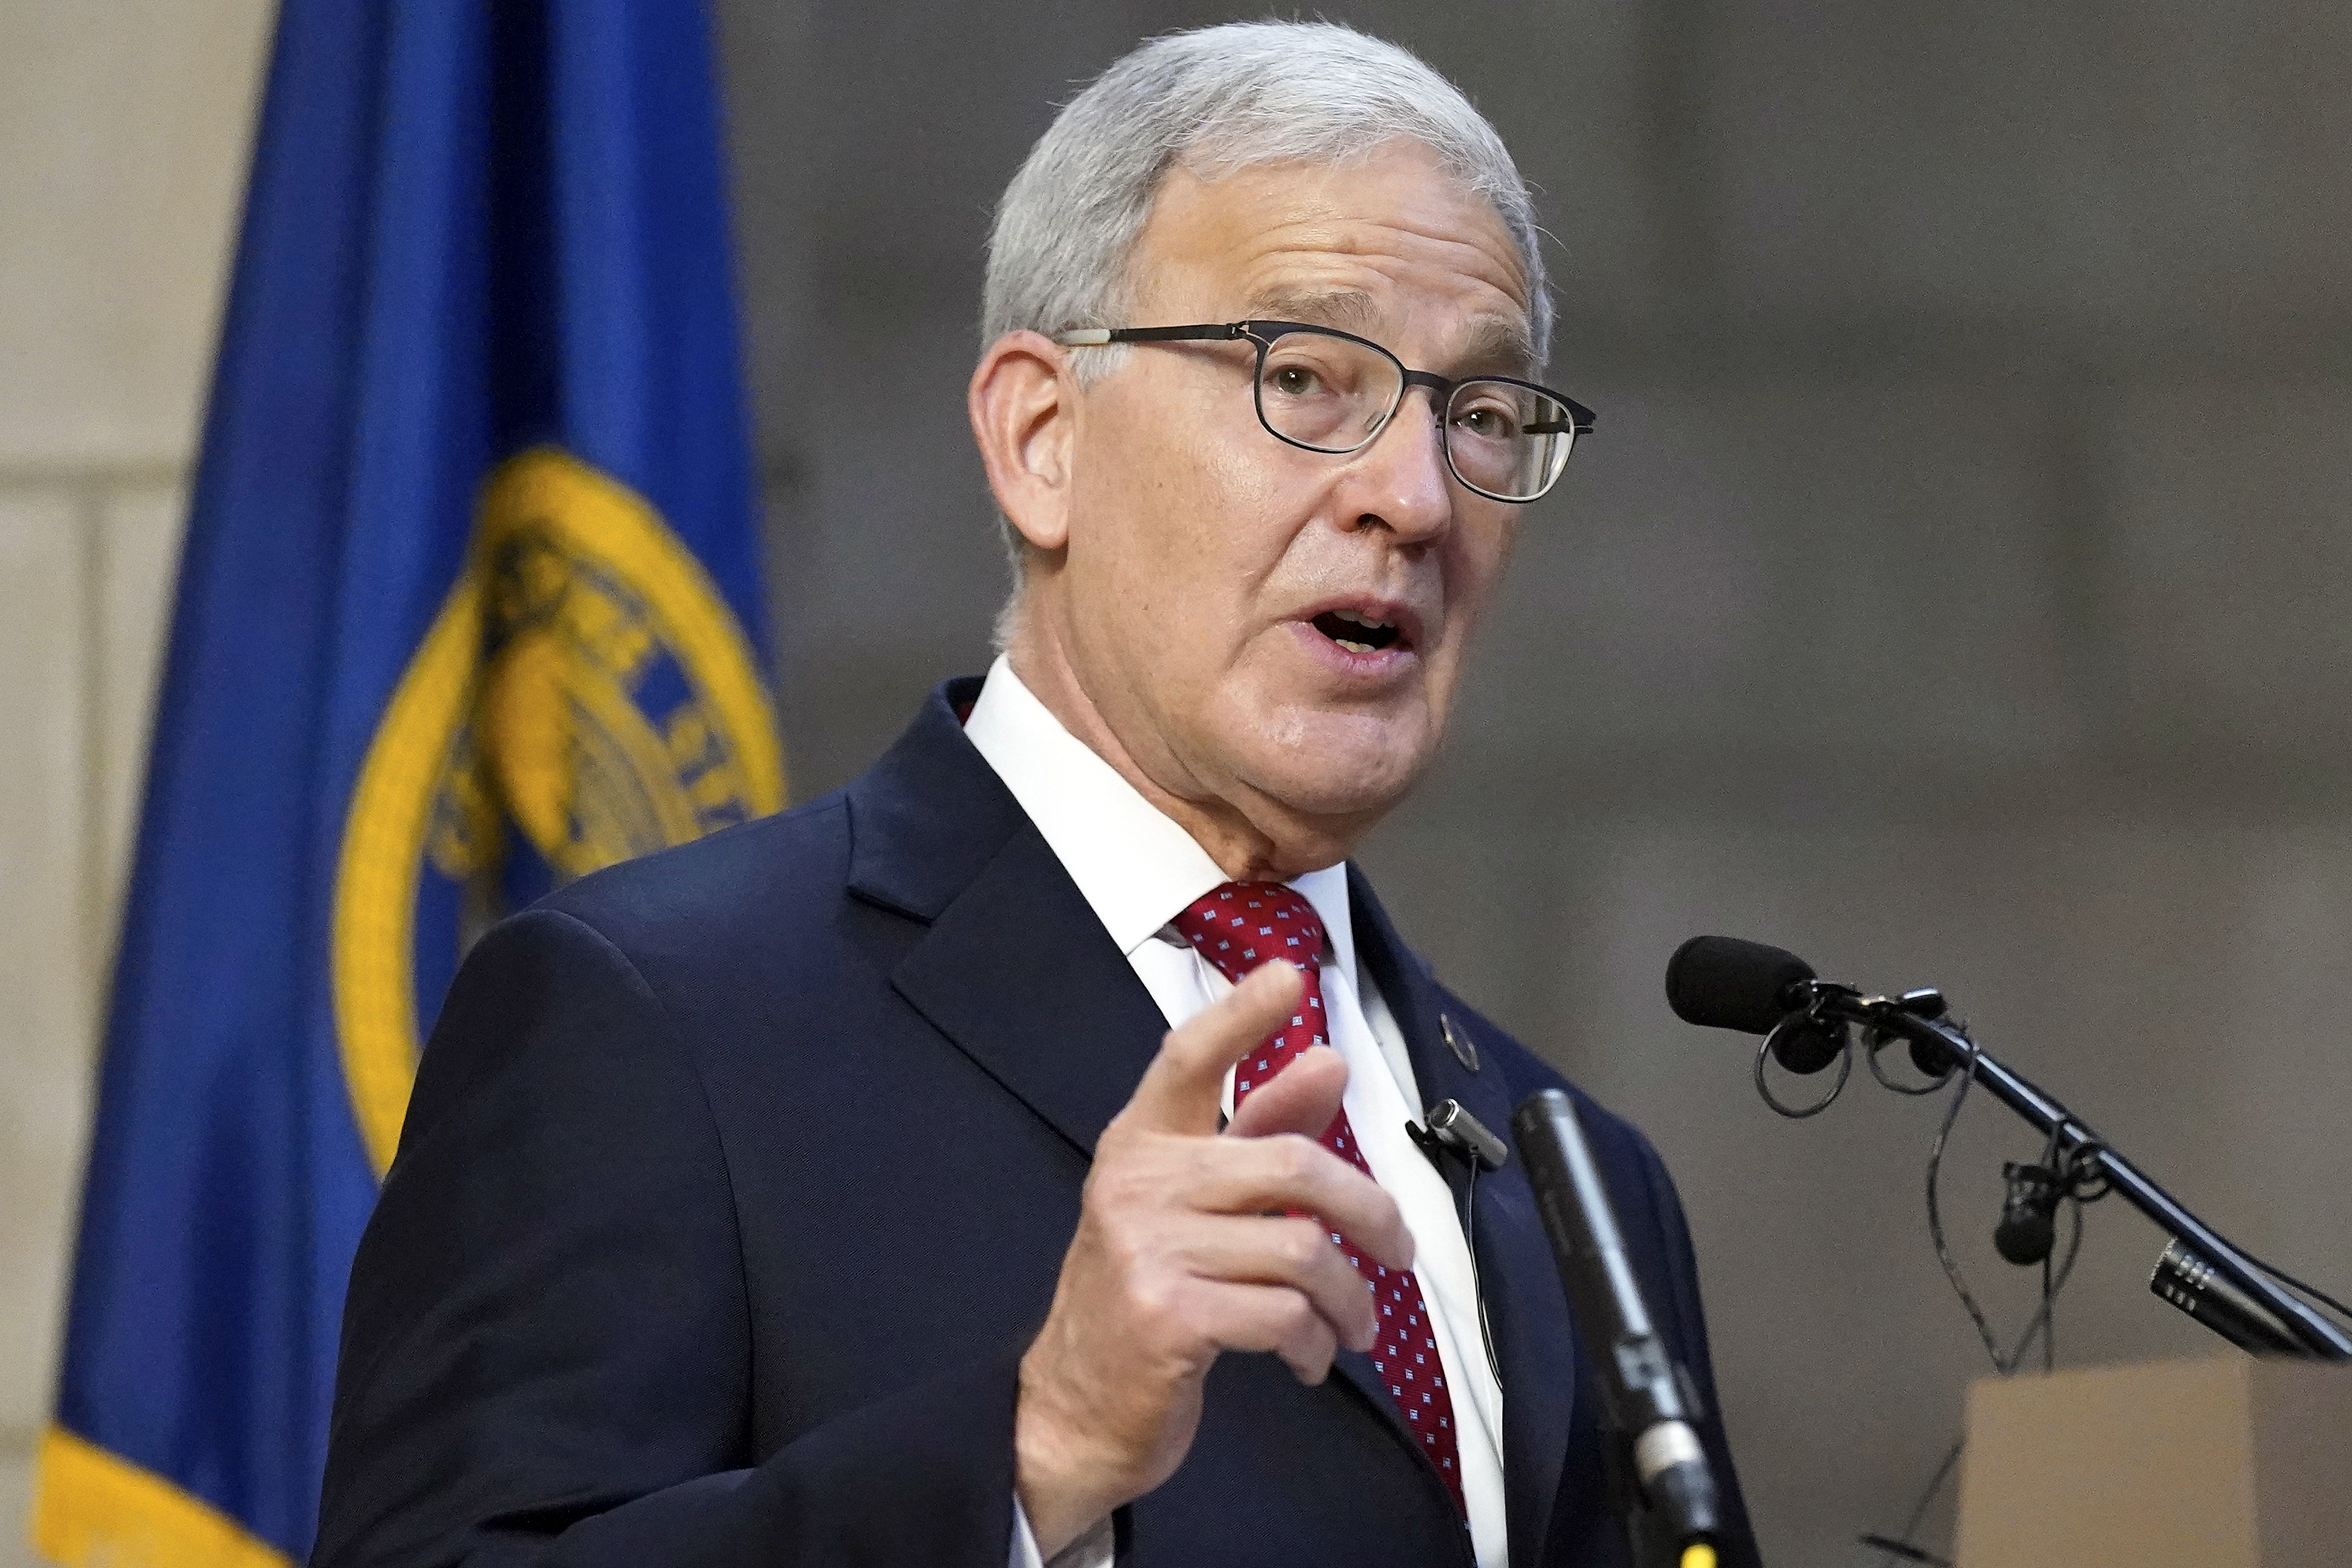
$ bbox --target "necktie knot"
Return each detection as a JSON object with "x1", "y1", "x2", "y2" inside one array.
[{"x1": 1169, "y1": 881, "x2": 1326, "y2": 985}]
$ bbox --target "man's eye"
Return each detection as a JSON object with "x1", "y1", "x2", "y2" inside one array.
[
  {"x1": 1269, "y1": 365, "x2": 1323, "y2": 397},
  {"x1": 1454, "y1": 404, "x2": 1519, "y2": 440}
]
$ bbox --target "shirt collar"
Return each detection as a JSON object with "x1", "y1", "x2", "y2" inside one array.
[{"x1": 962, "y1": 654, "x2": 1356, "y2": 983}]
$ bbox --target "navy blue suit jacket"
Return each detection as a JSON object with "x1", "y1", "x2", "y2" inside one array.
[{"x1": 314, "y1": 679, "x2": 1759, "y2": 1568}]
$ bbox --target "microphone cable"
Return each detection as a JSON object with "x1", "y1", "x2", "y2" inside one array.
[
  {"x1": 1858, "y1": 1253, "x2": 2093, "y2": 1568},
  {"x1": 1859, "y1": 1020, "x2": 2096, "y2": 1568},
  {"x1": 1751, "y1": 1007, "x2": 2096, "y2": 1380},
  {"x1": 1914, "y1": 1021, "x2": 2095, "y2": 1379}
]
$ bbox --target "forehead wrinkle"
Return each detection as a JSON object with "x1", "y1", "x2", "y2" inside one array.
[
  {"x1": 1242, "y1": 211, "x2": 1528, "y2": 308},
  {"x1": 1228, "y1": 228, "x2": 1532, "y2": 361}
]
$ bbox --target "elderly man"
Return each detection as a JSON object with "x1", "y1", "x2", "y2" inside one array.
[{"x1": 315, "y1": 22, "x2": 1757, "y2": 1568}]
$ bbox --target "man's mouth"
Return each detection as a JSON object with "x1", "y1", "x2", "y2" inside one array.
[{"x1": 1310, "y1": 608, "x2": 1407, "y2": 655}]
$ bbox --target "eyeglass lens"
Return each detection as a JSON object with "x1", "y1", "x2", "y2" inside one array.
[{"x1": 1252, "y1": 330, "x2": 1575, "y2": 501}]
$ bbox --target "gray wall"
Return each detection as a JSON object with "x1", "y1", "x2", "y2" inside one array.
[{"x1": 715, "y1": 5, "x2": 2352, "y2": 1564}]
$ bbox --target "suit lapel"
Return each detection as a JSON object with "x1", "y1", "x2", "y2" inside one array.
[
  {"x1": 890, "y1": 823, "x2": 1171, "y2": 1158},
  {"x1": 848, "y1": 679, "x2": 1170, "y2": 1159},
  {"x1": 1350, "y1": 871, "x2": 1582, "y2": 1568}
]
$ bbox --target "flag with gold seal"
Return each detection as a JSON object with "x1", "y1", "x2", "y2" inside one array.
[{"x1": 33, "y1": 4, "x2": 780, "y2": 1564}]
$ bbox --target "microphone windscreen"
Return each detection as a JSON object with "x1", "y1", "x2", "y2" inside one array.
[{"x1": 1666, "y1": 936, "x2": 1815, "y2": 1034}]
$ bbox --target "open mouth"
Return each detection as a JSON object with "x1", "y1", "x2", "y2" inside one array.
[{"x1": 1310, "y1": 608, "x2": 1407, "y2": 655}]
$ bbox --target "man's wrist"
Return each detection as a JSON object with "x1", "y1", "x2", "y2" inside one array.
[{"x1": 1013, "y1": 1344, "x2": 1125, "y2": 1557}]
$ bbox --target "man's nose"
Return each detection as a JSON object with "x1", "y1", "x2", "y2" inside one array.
[{"x1": 1337, "y1": 388, "x2": 1452, "y2": 542}]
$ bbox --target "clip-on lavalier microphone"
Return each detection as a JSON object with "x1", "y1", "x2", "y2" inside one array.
[
  {"x1": 1408, "y1": 1098, "x2": 1509, "y2": 1171},
  {"x1": 1405, "y1": 1098, "x2": 1509, "y2": 1386}
]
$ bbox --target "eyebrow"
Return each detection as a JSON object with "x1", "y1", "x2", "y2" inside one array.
[
  {"x1": 1241, "y1": 286, "x2": 1385, "y2": 337},
  {"x1": 1239, "y1": 287, "x2": 1537, "y2": 378},
  {"x1": 1455, "y1": 316, "x2": 1539, "y2": 379}
]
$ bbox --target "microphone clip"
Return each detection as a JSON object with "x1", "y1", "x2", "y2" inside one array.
[
  {"x1": 1407, "y1": 1099, "x2": 1509, "y2": 1172},
  {"x1": 1756, "y1": 983, "x2": 1967, "y2": 1120}
]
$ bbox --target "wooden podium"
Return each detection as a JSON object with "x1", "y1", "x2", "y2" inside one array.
[{"x1": 1953, "y1": 1357, "x2": 2352, "y2": 1567}]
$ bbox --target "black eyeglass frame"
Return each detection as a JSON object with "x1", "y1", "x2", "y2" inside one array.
[{"x1": 1054, "y1": 319, "x2": 1596, "y2": 504}]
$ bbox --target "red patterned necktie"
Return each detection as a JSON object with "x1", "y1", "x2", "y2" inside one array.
[{"x1": 1170, "y1": 882, "x2": 1467, "y2": 1516}]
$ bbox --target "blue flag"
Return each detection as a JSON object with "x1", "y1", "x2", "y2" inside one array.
[{"x1": 32, "y1": 5, "x2": 780, "y2": 1564}]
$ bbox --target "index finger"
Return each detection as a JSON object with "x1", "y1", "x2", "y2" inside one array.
[{"x1": 1117, "y1": 961, "x2": 1304, "y2": 1136}]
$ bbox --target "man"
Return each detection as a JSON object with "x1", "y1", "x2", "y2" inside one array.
[{"x1": 315, "y1": 22, "x2": 1759, "y2": 1568}]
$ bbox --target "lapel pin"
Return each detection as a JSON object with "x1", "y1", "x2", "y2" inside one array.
[{"x1": 1441, "y1": 1011, "x2": 1480, "y2": 1073}]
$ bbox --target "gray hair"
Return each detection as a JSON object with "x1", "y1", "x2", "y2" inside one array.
[{"x1": 983, "y1": 21, "x2": 1552, "y2": 369}]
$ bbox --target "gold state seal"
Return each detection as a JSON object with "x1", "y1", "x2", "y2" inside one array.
[{"x1": 333, "y1": 448, "x2": 784, "y2": 1175}]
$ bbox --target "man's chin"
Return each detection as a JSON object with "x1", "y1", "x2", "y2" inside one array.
[{"x1": 1241, "y1": 704, "x2": 1437, "y2": 821}]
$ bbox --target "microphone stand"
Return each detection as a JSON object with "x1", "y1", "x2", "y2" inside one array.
[{"x1": 1794, "y1": 987, "x2": 2352, "y2": 1360}]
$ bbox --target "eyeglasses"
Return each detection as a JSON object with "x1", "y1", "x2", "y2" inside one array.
[{"x1": 1053, "y1": 319, "x2": 1594, "y2": 504}]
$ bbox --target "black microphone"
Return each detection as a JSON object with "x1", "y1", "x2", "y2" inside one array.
[
  {"x1": 1514, "y1": 1088, "x2": 1720, "y2": 1564},
  {"x1": 1993, "y1": 1161, "x2": 2061, "y2": 1266},
  {"x1": 2149, "y1": 1238, "x2": 2307, "y2": 1357},
  {"x1": 1664, "y1": 936, "x2": 1814, "y2": 1034},
  {"x1": 1666, "y1": 936, "x2": 1845, "y2": 1075}
]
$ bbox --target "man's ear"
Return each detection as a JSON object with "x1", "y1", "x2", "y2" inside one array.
[{"x1": 968, "y1": 331, "x2": 1077, "y2": 553}]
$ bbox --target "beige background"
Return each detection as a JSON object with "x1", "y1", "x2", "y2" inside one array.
[
  {"x1": 0, "y1": 4, "x2": 277, "y2": 1564},
  {"x1": 4, "y1": 4, "x2": 2351, "y2": 1567}
]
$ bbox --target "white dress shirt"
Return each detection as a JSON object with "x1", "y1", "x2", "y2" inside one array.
[{"x1": 964, "y1": 655, "x2": 1508, "y2": 1568}]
